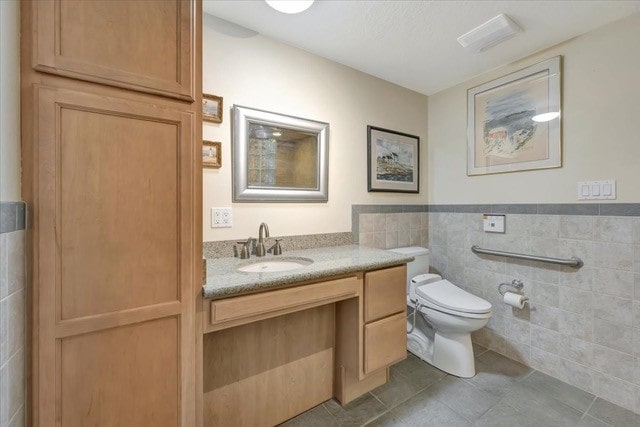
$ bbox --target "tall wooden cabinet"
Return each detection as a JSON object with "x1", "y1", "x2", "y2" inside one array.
[{"x1": 21, "y1": 1, "x2": 202, "y2": 425}]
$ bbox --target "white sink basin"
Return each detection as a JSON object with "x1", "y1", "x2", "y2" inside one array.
[{"x1": 237, "y1": 258, "x2": 313, "y2": 273}]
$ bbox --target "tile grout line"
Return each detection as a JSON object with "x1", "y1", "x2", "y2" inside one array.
[
  {"x1": 580, "y1": 396, "x2": 598, "y2": 421},
  {"x1": 317, "y1": 403, "x2": 339, "y2": 425}
]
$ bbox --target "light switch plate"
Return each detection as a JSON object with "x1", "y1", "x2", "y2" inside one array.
[
  {"x1": 483, "y1": 214, "x2": 505, "y2": 233},
  {"x1": 577, "y1": 180, "x2": 616, "y2": 200},
  {"x1": 211, "y1": 207, "x2": 232, "y2": 228}
]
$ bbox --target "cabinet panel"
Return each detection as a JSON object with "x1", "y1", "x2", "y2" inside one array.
[
  {"x1": 364, "y1": 265, "x2": 406, "y2": 322},
  {"x1": 33, "y1": 85, "x2": 196, "y2": 426},
  {"x1": 34, "y1": 0, "x2": 194, "y2": 100},
  {"x1": 209, "y1": 276, "x2": 358, "y2": 330},
  {"x1": 203, "y1": 306, "x2": 334, "y2": 427},
  {"x1": 363, "y1": 312, "x2": 407, "y2": 374},
  {"x1": 60, "y1": 317, "x2": 179, "y2": 427},
  {"x1": 58, "y1": 105, "x2": 181, "y2": 320},
  {"x1": 38, "y1": 88, "x2": 190, "y2": 321}
]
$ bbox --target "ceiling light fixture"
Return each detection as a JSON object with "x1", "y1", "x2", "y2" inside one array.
[
  {"x1": 532, "y1": 112, "x2": 560, "y2": 122},
  {"x1": 457, "y1": 14, "x2": 522, "y2": 53},
  {"x1": 265, "y1": 0, "x2": 314, "y2": 14}
]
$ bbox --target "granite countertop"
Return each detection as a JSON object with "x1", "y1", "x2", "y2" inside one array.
[{"x1": 203, "y1": 245, "x2": 414, "y2": 300}]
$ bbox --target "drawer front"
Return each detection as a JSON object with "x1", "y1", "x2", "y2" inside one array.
[
  {"x1": 210, "y1": 276, "x2": 359, "y2": 326},
  {"x1": 364, "y1": 265, "x2": 407, "y2": 322},
  {"x1": 363, "y1": 312, "x2": 407, "y2": 374}
]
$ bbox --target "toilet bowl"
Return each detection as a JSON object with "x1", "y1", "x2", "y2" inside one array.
[
  {"x1": 389, "y1": 247, "x2": 492, "y2": 378},
  {"x1": 414, "y1": 277, "x2": 491, "y2": 377}
]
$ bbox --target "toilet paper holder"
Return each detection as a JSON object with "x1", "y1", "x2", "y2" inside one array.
[
  {"x1": 498, "y1": 279, "x2": 525, "y2": 296},
  {"x1": 498, "y1": 279, "x2": 529, "y2": 307}
]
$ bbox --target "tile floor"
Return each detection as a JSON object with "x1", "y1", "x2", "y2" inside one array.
[{"x1": 281, "y1": 345, "x2": 640, "y2": 427}]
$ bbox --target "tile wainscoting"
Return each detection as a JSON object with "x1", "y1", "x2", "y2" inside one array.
[
  {"x1": 0, "y1": 202, "x2": 26, "y2": 427},
  {"x1": 352, "y1": 203, "x2": 640, "y2": 414}
]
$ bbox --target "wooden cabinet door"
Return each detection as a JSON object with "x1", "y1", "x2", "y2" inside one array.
[
  {"x1": 33, "y1": 0, "x2": 195, "y2": 100},
  {"x1": 364, "y1": 265, "x2": 406, "y2": 322},
  {"x1": 363, "y1": 313, "x2": 407, "y2": 375},
  {"x1": 34, "y1": 86, "x2": 196, "y2": 426}
]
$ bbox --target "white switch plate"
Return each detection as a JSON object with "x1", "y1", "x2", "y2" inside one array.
[
  {"x1": 211, "y1": 207, "x2": 232, "y2": 228},
  {"x1": 483, "y1": 214, "x2": 505, "y2": 233},
  {"x1": 577, "y1": 180, "x2": 616, "y2": 200}
]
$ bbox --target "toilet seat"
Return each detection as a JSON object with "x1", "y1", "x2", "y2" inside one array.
[{"x1": 416, "y1": 279, "x2": 492, "y2": 319}]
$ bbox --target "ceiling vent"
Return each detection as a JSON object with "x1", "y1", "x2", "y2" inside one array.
[{"x1": 457, "y1": 14, "x2": 522, "y2": 53}]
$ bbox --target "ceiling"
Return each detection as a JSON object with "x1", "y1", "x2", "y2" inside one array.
[{"x1": 202, "y1": 1, "x2": 640, "y2": 95}]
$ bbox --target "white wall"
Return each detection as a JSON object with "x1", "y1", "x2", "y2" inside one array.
[
  {"x1": 202, "y1": 15, "x2": 428, "y2": 242},
  {"x1": 428, "y1": 13, "x2": 640, "y2": 204},
  {"x1": 0, "y1": 0, "x2": 21, "y2": 201}
]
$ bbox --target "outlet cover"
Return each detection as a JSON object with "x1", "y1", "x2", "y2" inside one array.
[
  {"x1": 211, "y1": 207, "x2": 232, "y2": 228},
  {"x1": 483, "y1": 214, "x2": 505, "y2": 233}
]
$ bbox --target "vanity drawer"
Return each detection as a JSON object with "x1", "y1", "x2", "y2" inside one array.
[
  {"x1": 364, "y1": 265, "x2": 406, "y2": 322},
  {"x1": 363, "y1": 312, "x2": 407, "y2": 374},
  {"x1": 210, "y1": 275, "x2": 359, "y2": 329}
]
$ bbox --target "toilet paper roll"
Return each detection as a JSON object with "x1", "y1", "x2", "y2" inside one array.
[{"x1": 503, "y1": 291, "x2": 526, "y2": 309}]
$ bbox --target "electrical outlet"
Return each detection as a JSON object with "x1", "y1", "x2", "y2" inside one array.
[{"x1": 211, "y1": 207, "x2": 232, "y2": 228}]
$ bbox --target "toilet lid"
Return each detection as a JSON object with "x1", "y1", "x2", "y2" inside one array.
[{"x1": 416, "y1": 279, "x2": 492, "y2": 314}]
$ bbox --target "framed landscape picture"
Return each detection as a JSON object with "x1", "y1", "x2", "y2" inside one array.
[
  {"x1": 467, "y1": 56, "x2": 562, "y2": 176},
  {"x1": 203, "y1": 93, "x2": 223, "y2": 123},
  {"x1": 203, "y1": 140, "x2": 221, "y2": 169},
  {"x1": 367, "y1": 126, "x2": 419, "y2": 193}
]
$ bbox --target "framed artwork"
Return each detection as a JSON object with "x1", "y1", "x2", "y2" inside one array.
[
  {"x1": 203, "y1": 93, "x2": 223, "y2": 123},
  {"x1": 467, "y1": 56, "x2": 562, "y2": 176},
  {"x1": 367, "y1": 126, "x2": 419, "y2": 193},
  {"x1": 203, "y1": 140, "x2": 221, "y2": 169}
]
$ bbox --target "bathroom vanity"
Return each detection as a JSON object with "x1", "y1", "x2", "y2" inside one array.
[{"x1": 201, "y1": 245, "x2": 413, "y2": 426}]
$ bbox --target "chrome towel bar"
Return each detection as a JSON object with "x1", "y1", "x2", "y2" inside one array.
[{"x1": 471, "y1": 245, "x2": 583, "y2": 268}]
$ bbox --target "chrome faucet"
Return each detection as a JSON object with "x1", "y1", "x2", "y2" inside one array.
[{"x1": 256, "y1": 223, "x2": 270, "y2": 257}]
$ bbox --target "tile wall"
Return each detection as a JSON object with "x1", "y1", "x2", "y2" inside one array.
[
  {"x1": 357, "y1": 212, "x2": 429, "y2": 250},
  {"x1": 0, "y1": 202, "x2": 26, "y2": 427},
  {"x1": 353, "y1": 204, "x2": 640, "y2": 414}
]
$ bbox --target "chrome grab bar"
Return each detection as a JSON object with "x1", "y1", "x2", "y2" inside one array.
[{"x1": 471, "y1": 245, "x2": 583, "y2": 268}]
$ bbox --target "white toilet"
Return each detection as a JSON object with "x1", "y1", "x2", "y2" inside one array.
[{"x1": 389, "y1": 247, "x2": 492, "y2": 378}]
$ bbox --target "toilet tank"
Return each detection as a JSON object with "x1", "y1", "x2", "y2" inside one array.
[{"x1": 388, "y1": 246, "x2": 430, "y2": 285}]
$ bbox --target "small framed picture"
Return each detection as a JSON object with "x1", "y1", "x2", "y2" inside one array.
[
  {"x1": 367, "y1": 126, "x2": 419, "y2": 193},
  {"x1": 203, "y1": 140, "x2": 221, "y2": 169},
  {"x1": 203, "y1": 93, "x2": 223, "y2": 123}
]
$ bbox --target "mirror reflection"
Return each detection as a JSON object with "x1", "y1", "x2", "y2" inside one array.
[
  {"x1": 247, "y1": 123, "x2": 318, "y2": 189},
  {"x1": 232, "y1": 105, "x2": 329, "y2": 202}
]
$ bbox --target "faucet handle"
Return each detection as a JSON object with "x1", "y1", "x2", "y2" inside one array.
[
  {"x1": 268, "y1": 238, "x2": 283, "y2": 255},
  {"x1": 236, "y1": 240, "x2": 252, "y2": 259}
]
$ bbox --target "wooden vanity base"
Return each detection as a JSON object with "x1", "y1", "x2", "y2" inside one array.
[
  {"x1": 201, "y1": 266, "x2": 407, "y2": 426},
  {"x1": 203, "y1": 305, "x2": 334, "y2": 426}
]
